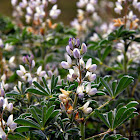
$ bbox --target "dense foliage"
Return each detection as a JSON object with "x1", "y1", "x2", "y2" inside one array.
[{"x1": 0, "y1": 0, "x2": 140, "y2": 140}]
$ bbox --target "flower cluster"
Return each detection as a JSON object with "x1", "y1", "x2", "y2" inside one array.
[
  {"x1": 0, "y1": 85, "x2": 17, "y2": 139},
  {"x1": 60, "y1": 38, "x2": 97, "y2": 120},
  {"x1": 11, "y1": 0, "x2": 61, "y2": 34},
  {"x1": 71, "y1": 0, "x2": 101, "y2": 39},
  {"x1": 16, "y1": 55, "x2": 61, "y2": 86},
  {"x1": 113, "y1": 0, "x2": 139, "y2": 29}
]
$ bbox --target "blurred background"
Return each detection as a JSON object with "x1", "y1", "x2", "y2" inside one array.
[{"x1": 0, "y1": 0, "x2": 78, "y2": 25}]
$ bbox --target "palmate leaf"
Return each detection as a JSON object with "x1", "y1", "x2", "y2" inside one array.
[
  {"x1": 100, "y1": 77, "x2": 113, "y2": 97},
  {"x1": 114, "y1": 76, "x2": 134, "y2": 97},
  {"x1": 95, "y1": 101, "x2": 139, "y2": 130},
  {"x1": 103, "y1": 134, "x2": 128, "y2": 140},
  {"x1": 15, "y1": 118, "x2": 41, "y2": 130},
  {"x1": 100, "y1": 76, "x2": 134, "y2": 98}
]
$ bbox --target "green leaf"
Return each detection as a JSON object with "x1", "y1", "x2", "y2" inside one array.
[
  {"x1": 100, "y1": 78, "x2": 113, "y2": 97},
  {"x1": 42, "y1": 77, "x2": 50, "y2": 94},
  {"x1": 94, "y1": 91, "x2": 106, "y2": 96},
  {"x1": 114, "y1": 76, "x2": 134, "y2": 97},
  {"x1": 45, "y1": 110, "x2": 60, "y2": 126},
  {"x1": 30, "y1": 108, "x2": 41, "y2": 125},
  {"x1": 108, "y1": 111, "x2": 114, "y2": 129},
  {"x1": 51, "y1": 75, "x2": 55, "y2": 92},
  {"x1": 16, "y1": 126, "x2": 33, "y2": 132},
  {"x1": 126, "y1": 101, "x2": 139, "y2": 109},
  {"x1": 95, "y1": 110, "x2": 110, "y2": 128},
  {"x1": 112, "y1": 80, "x2": 117, "y2": 94},
  {"x1": 101, "y1": 46, "x2": 112, "y2": 61},
  {"x1": 33, "y1": 81, "x2": 49, "y2": 95},
  {"x1": 6, "y1": 90, "x2": 20, "y2": 97},
  {"x1": 117, "y1": 107, "x2": 137, "y2": 127},
  {"x1": 113, "y1": 106, "x2": 127, "y2": 129},
  {"x1": 15, "y1": 118, "x2": 41, "y2": 129},
  {"x1": 42, "y1": 106, "x2": 47, "y2": 126},
  {"x1": 26, "y1": 88, "x2": 46, "y2": 96}
]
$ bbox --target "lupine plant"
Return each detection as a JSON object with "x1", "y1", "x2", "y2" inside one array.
[
  {"x1": 6, "y1": 38, "x2": 138, "y2": 140},
  {"x1": 0, "y1": 0, "x2": 140, "y2": 140}
]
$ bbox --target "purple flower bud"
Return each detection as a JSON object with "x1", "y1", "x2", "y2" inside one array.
[
  {"x1": 89, "y1": 64, "x2": 97, "y2": 72},
  {"x1": 2, "y1": 135, "x2": 6, "y2": 140},
  {"x1": 8, "y1": 103, "x2": 13, "y2": 112},
  {"x1": 22, "y1": 56, "x2": 27, "y2": 63},
  {"x1": 67, "y1": 75, "x2": 74, "y2": 82},
  {"x1": 61, "y1": 61, "x2": 70, "y2": 69},
  {"x1": 89, "y1": 88, "x2": 97, "y2": 95},
  {"x1": 48, "y1": 70, "x2": 53, "y2": 77},
  {"x1": 31, "y1": 60, "x2": 35, "y2": 68},
  {"x1": 69, "y1": 38, "x2": 73, "y2": 50},
  {"x1": 0, "y1": 97, "x2": 4, "y2": 107},
  {"x1": 73, "y1": 48, "x2": 80, "y2": 59},
  {"x1": 10, "y1": 123, "x2": 17, "y2": 130},
  {"x1": 76, "y1": 38, "x2": 80, "y2": 47},
  {"x1": 89, "y1": 74, "x2": 96, "y2": 81},
  {"x1": 40, "y1": 71, "x2": 46, "y2": 77},
  {"x1": 66, "y1": 45, "x2": 72, "y2": 56},
  {"x1": 81, "y1": 43, "x2": 87, "y2": 54},
  {"x1": 72, "y1": 73, "x2": 78, "y2": 79},
  {"x1": 0, "y1": 88, "x2": 5, "y2": 97},
  {"x1": 78, "y1": 93, "x2": 84, "y2": 99}
]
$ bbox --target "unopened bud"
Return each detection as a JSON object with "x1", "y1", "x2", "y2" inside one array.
[
  {"x1": 0, "y1": 97, "x2": 4, "y2": 107},
  {"x1": 81, "y1": 43, "x2": 87, "y2": 54},
  {"x1": 89, "y1": 64, "x2": 97, "y2": 72},
  {"x1": 73, "y1": 48, "x2": 80, "y2": 59}
]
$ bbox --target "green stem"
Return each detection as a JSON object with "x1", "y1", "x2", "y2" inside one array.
[
  {"x1": 101, "y1": 63, "x2": 119, "y2": 74},
  {"x1": 123, "y1": 51, "x2": 127, "y2": 74},
  {"x1": 80, "y1": 122, "x2": 85, "y2": 140},
  {"x1": 85, "y1": 129, "x2": 111, "y2": 140}
]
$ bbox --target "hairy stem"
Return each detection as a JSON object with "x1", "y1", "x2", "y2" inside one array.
[
  {"x1": 85, "y1": 129, "x2": 111, "y2": 140},
  {"x1": 80, "y1": 122, "x2": 85, "y2": 140}
]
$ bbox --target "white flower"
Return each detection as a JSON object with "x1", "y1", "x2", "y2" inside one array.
[
  {"x1": 77, "y1": 0, "x2": 88, "y2": 8},
  {"x1": 67, "y1": 67, "x2": 79, "y2": 82},
  {"x1": 86, "y1": 58, "x2": 97, "y2": 72},
  {"x1": 86, "y1": 3, "x2": 95, "y2": 13},
  {"x1": 48, "y1": 0, "x2": 57, "y2": 4},
  {"x1": 49, "y1": 5, "x2": 61, "y2": 19},
  {"x1": 0, "y1": 127, "x2": 6, "y2": 139},
  {"x1": 86, "y1": 83, "x2": 97, "y2": 95},
  {"x1": 61, "y1": 55, "x2": 72, "y2": 69},
  {"x1": 114, "y1": 2, "x2": 123, "y2": 14},
  {"x1": 16, "y1": 65, "x2": 26, "y2": 77},
  {"x1": 7, "y1": 115, "x2": 17, "y2": 132},
  {"x1": 36, "y1": 66, "x2": 46, "y2": 77},
  {"x1": 90, "y1": 33, "x2": 99, "y2": 41},
  {"x1": 11, "y1": 0, "x2": 17, "y2": 6},
  {"x1": 86, "y1": 71, "x2": 96, "y2": 81},
  {"x1": 77, "y1": 85, "x2": 84, "y2": 94},
  {"x1": 82, "y1": 101, "x2": 92, "y2": 114},
  {"x1": 3, "y1": 99, "x2": 13, "y2": 112},
  {"x1": 13, "y1": 81, "x2": 22, "y2": 92},
  {"x1": 0, "y1": 39, "x2": 4, "y2": 48},
  {"x1": 4, "y1": 44, "x2": 14, "y2": 51}
]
